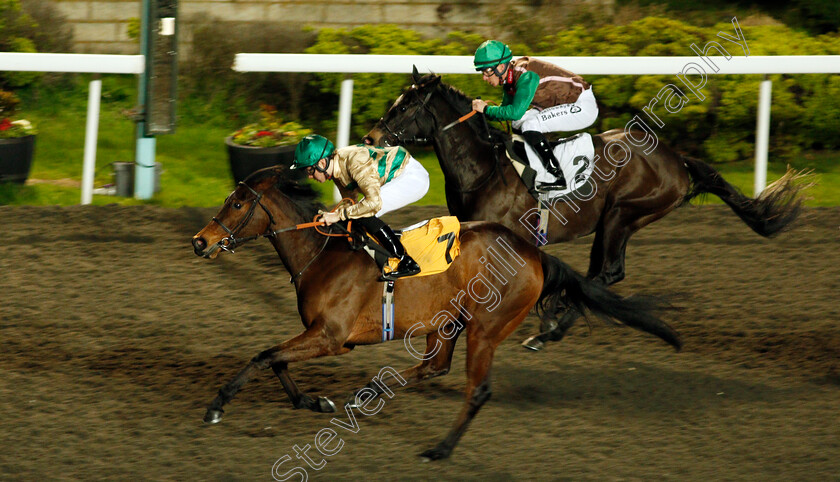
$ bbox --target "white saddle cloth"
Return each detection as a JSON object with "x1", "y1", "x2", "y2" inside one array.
[{"x1": 516, "y1": 132, "x2": 596, "y2": 197}]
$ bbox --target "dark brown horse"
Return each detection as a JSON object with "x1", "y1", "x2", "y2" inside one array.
[
  {"x1": 366, "y1": 71, "x2": 804, "y2": 350},
  {"x1": 191, "y1": 168, "x2": 681, "y2": 460}
]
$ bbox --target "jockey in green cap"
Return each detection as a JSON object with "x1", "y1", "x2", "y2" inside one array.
[
  {"x1": 472, "y1": 40, "x2": 599, "y2": 189},
  {"x1": 292, "y1": 134, "x2": 430, "y2": 280}
]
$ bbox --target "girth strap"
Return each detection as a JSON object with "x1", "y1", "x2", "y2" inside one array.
[{"x1": 381, "y1": 280, "x2": 396, "y2": 342}]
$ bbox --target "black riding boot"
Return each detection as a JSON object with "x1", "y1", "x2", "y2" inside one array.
[
  {"x1": 358, "y1": 217, "x2": 421, "y2": 280},
  {"x1": 521, "y1": 130, "x2": 567, "y2": 189}
]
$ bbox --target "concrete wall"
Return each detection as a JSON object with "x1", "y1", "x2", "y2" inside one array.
[{"x1": 47, "y1": 0, "x2": 614, "y2": 55}]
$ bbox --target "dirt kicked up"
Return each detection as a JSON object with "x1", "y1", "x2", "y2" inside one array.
[{"x1": 0, "y1": 204, "x2": 838, "y2": 480}]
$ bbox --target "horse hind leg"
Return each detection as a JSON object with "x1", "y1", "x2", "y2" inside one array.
[
  {"x1": 420, "y1": 332, "x2": 495, "y2": 461},
  {"x1": 345, "y1": 328, "x2": 463, "y2": 408},
  {"x1": 419, "y1": 301, "x2": 533, "y2": 461}
]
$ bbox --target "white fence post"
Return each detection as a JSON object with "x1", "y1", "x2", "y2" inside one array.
[
  {"x1": 334, "y1": 76, "x2": 354, "y2": 202},
  {"x1": 80, "y1": 78, "x2": 102, "y2": 205},
  {"x1": 754, "y1": 75, "x2": 772, "y2": 196},
  {"x1": 0, "y1": 53, "x2": 143, "y2": 202}
]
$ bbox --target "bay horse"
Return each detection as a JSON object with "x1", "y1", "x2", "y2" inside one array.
[
  {"x1": 365, "y1": 70, "x2": 804, "y2": 350},
  {"x1": 191, "y1": 167, "x2": 681, "y2": 461}
]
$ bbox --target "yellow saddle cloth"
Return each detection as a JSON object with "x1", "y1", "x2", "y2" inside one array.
[{"x1": 384, "y1": 216, "x2": 461, "y2": 278}]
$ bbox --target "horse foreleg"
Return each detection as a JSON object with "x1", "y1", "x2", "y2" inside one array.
[
  {"x1": 420, "y1": 332, "x2": 495, "y2": 461},
  {"x1": 524, "y1": 207, "x2": 676, "y2": 351},
  {"x1": 521, "y1": 214, "x2": 607, "y2": 352},
  {"x1": 521, "y1": 209, "x2": 627, "y2": 352},
  {"x1": 585, "y1": 215, "x2": 607, "y2": 280},
  {"x1": 599, "y1": 206, "x2": 677, "y2": 286},
  {"x1": 204, "y1": 327, "x2": 346, "y2": 424},
  {"x1": 522, "y1": 307, "x2": 584, "y2": 351},
  {"x1": 346, "y1": 328, "x2": 463, "y2": 407},
  {"x1": 271, "y1": 361, "x2": 343, "y2": 414}
]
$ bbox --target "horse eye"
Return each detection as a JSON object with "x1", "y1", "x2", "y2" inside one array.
[
  {"x1": 400, "y1": 106, "x2": 407, "y2": 112},
  {"x1": 233, "y1": 202, "x2": 242, "y2": 209}
]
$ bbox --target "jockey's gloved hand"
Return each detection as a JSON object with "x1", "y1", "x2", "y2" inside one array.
[{"x1": 472, "y1": 99, "x2": 487, "y2": 113}]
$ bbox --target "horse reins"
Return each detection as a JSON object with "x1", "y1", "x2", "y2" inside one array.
[
  {"x1": 441, "y1": 109, "x2": 477, "y2": 131},
  {"x1": 415, "y1": 87, "x2": 507, "y2": 194},
  {"x1": 212, "y1": 184, "x2": 357, "y2": 283},
  {"x1": 376, "y1": 84, "x2": 506, "y2": 194}
]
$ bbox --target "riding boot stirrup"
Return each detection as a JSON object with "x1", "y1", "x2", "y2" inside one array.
[
  {"x1": 374, "y1": 224, "x2": 421, "y2": 280},
  {"x1": 522, "y1": 130, "x2": 567, "y2": 189}
]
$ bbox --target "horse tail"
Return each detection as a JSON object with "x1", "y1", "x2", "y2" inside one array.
[
  {"x1": 537, "y1": 252, "x2": 682, "y2": 351},
  {"x1": 681, "y1": 156, "x2": 807, "y2": 237}
]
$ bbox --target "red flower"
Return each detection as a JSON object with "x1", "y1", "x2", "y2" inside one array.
[
  {"x1": 0, "y1": 118, "x2": 11, "y2": 131},
  {"x1": 256, "y1": 130, "x2": 272, "y2": 137}
]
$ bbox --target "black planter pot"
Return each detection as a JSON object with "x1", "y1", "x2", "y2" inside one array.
[
  {"x1": 225, "y1": 137, "x2": 301, "y2": 184},
  {"x1": 0, "y1": 135, "x2": 36, "y2": 184}
]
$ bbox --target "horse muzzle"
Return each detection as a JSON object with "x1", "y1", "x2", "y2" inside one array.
[
  {"x1": 364, "y1": 128, "x2": 393, "y2": 147},
  {"x1": 192, "y1": 236, "x2": 224, "y2": 259}
]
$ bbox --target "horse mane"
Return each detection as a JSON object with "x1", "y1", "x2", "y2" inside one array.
[
  {"x1": 427, "y1": 75, "x2": 510, "y2": 142},
  {"x1": 246, "y1": 167, "x2": 326, "y2": 230}
]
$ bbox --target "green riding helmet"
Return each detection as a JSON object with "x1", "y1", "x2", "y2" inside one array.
[
  {"x1": 474, "y1": 40, "x2": 513, "y2": 71},
  {"x1": 292, "y1": 134, "x2": 335, "y2": 170}
]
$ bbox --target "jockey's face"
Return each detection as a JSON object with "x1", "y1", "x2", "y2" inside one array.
[
  {"x1": 481, "y1": 64, "x2": 506, "y2": 87},
  {"x1": 307, "y1": 158, "x2": 330, "y2": 183}
]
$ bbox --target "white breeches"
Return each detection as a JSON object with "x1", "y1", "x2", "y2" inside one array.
[
  {"x1": 377, "y1": 157, "x2": 430, "y2": 217},
  {"x1": 512, "y1": 88, "x2": 599, "y2": 133}
]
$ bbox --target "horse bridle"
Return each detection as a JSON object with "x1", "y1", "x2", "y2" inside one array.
[
  {"x1": 211, "y1": 182, "x2": 281, "y2": 252},
  {"x1": 379, "y1": 84, "x2": 505, "y2": 194},
  {"x1": 211, "y1": 181, "x2": 340, "y2": 283},
  {"x1": 378, "y1": 90, "x2": 435, "y2": 146}
]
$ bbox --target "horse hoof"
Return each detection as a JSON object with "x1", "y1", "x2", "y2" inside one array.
[
  {"x1": 316, "y1": 397, "x2": 337, "y2": 413},
  {"x1": 521, "y1": 335, "x2": 545, "y2": 351},
  {"x1": 419, "y1": 445, "x2": 451, "y2": 462},
  {"x1": 204, "y1": 409, "x2": 224, "y2": 424},
  {"x1": 345, "y1": 390, "x2": 379, "y2": 410}
]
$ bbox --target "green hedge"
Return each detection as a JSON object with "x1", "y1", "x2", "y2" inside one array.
[
  {"x1": 0, "y1": 0, "x2": 39, "y2": 88},
  {"x1": 306, "y1": 19, "x2": 840, "y2": 163}
]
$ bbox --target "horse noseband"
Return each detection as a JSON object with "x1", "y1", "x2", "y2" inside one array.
[{"x1": 213, "y1": 182, "x2": 279, "y2": 251}]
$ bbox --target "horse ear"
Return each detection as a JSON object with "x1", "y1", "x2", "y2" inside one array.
[{"x1": 412, "y1": 65, "x2": 421, "y2": 83}]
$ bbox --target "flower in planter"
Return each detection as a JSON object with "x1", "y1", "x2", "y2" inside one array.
[
  {"x1": 0, "y1": 90, "x2": 37, "y2": 139},
  {"x1": 230, "y1": 104, "x2": 311, "y2": 148}
]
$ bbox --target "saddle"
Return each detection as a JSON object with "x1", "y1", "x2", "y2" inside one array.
[
  {"x1": 502, "y1": 132, "x2": 596, "y2": 198},
  {"x1": 337, "y1": 216, "x2": 461, "y2": 342},
  {"x1": 343, "y1": 216, "x2": 462, "y2": 281}
]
